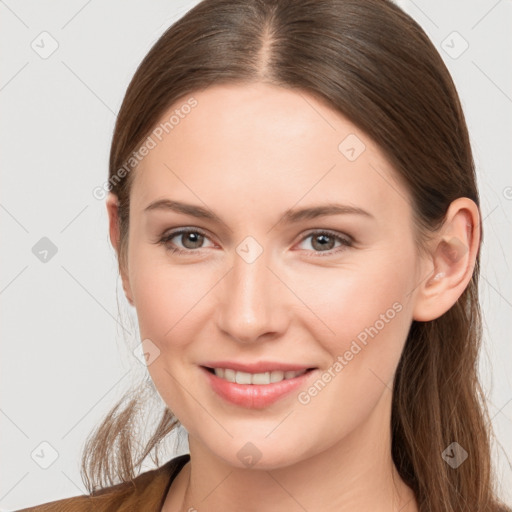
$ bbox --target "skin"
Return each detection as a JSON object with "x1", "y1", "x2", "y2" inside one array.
[{"x1": 106, "y1": 82, "x2": 480, "y2": 512}]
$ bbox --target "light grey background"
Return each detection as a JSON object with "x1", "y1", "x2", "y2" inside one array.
[{"x1": 1, "y1": 0, "x2": 511, "y2": 509}]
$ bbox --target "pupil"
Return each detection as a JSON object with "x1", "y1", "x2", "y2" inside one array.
[
  {"x1": 313, "y1": 234, "x2": 333, "y2": 251},
  {"x1": 184, "y1": 232, "x2": 203, "y2": 249}
]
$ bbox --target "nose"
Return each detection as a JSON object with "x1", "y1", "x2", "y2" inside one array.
[{"x1": 215, "y1": 246, "x2": 289, "y2": 344}]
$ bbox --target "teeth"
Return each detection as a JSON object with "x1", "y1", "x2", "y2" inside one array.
[{"x1": 213, "y1": 368, "x2": 307, "y2": 384}]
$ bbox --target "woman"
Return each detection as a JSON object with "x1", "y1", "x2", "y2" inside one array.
[{"x1": 20, "y1": 0, "x2": 510, "y2": 510}]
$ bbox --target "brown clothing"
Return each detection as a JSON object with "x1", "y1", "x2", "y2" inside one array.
[{"x1": 17, "y1": 454, "x2": 190, "y2": 512}]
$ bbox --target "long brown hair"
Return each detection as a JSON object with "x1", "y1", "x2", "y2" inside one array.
[{"x1": 81, "y1": 0, "x2": 510, "y2": 510}]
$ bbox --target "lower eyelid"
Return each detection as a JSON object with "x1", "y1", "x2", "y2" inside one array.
[
  {"x1": 159, "y1": 229, "x2": 213, "y2": 250},
  {"x1": 297, "y1": 233, "x2": 352, "y2": 254},
  {"x1": 158, "y1": 229, "x2": 353, "y2": 255}
]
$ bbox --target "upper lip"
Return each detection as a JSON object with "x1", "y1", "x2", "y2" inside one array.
[{"x1": 201, "y1": 361, "x2": 316, "y2": 373}]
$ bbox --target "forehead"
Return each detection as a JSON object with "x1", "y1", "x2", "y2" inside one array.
[{"x1": 131, "y1": 82, "x2": 411, "y2": 225}]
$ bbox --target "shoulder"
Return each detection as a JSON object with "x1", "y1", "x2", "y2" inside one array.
[{"x1": 17, "y1": 454, "x2": 190, "y2": 512}]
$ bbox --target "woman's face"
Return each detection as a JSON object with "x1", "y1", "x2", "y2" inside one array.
[{"x1": 120, "y1": 82, "x2": 428, "y2": 469}]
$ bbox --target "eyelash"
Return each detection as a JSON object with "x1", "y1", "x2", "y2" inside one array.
[{"x1": 157, "y1": 227, "x2": 353, "y2": 257}]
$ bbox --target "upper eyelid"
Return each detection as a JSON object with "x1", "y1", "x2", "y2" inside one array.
[
  {"x1": 161, "y1": 226, "x2": 213, "y2": 241},
  {"x1": 160, "y1": 227, "x2": 352, "y2": 249}
]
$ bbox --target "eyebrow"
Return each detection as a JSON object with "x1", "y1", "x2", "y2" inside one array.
[{"x1": 144, "y1": 199, "x2": 373, "y2": 226}]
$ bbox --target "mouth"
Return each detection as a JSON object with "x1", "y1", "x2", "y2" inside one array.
[
  {"x1": 201, "y1": 366, "x2": 316, "y2": 385},
  {"x1": 200, "y1": 365, "x2": 319, "y2": 409}
]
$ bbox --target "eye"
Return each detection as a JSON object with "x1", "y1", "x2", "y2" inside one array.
[
  {"x1": 157, "y1": 227, "x2": 353, "y2": 257},
  {"x1": 158, "y1": 228, "x2": 215, "y2": 255},
  {"x1": 296, "y1": 230, "x2": 353, "y2": 256}
]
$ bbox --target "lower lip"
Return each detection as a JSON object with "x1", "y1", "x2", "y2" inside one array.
[{"x1": 201, "y1": 366, "x2": 316, "y2": 409}]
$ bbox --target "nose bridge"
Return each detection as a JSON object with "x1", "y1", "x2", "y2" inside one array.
[{"x1": 216, "y1": 237, "x2": 285, "y2": 342}]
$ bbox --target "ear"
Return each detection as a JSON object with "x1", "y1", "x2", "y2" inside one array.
[
  {"x1": 106, "y1": 193, "x2": 134, "y2": 306},
  {"x1": 412, "y1": 197, "x2": 480, "y2": 322}
]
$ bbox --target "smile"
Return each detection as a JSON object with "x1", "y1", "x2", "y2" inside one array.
[
  {"x1": 208, "y1": 367, "x2": 308, "y2": 385},
  {"x1": 201, "y1": 366, "x2": 317, "y2": 409}
]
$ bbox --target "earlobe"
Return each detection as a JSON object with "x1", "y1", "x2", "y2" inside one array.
[
  {"x1": 105, "y1": 193, "x2": 135, "y2": 306},
  {"x1": 412, "y1": 198, "x2": 480, "y2": 322}
]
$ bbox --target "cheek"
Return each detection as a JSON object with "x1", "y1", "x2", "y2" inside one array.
[
  {"x1": 128, "y1": 244, "x2": 214, "y2": 341},
  {"x1": 292, "y1": 271, "x2": 413, "y2": 444},
  {"x1": 310, "y1": 253, "x2": 412, "y2": 341},
  {"x1": 302, "y1": 251, "x2": 415, "y2": 390},
  {"x1": 131, "y1": 271, "x2": 175, "y2": 340},
  {"x1": 128, "y1": 251, "x2": 210, "y2": 415}
]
